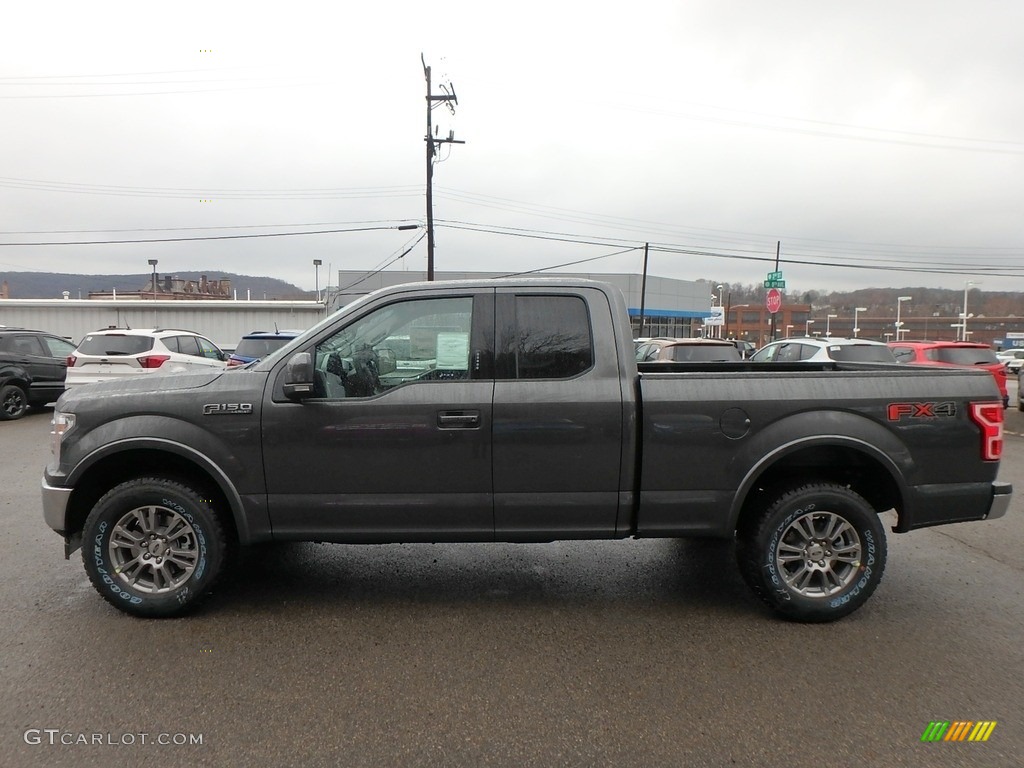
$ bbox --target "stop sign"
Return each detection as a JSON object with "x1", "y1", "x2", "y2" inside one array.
[{"x1": 766, "y1": 288, "x2": 782, "y2": 314}]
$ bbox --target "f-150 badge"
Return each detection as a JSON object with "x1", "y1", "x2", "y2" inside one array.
[{"x1": 203, "y1": 403, "x2": 253, "y2": 415}]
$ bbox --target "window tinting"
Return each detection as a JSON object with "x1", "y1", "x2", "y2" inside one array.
[
  {"x1": 666, "y1": 345, "x2": 742, "y2": 362},
  {"x1": 829, "y1": 345, "x2": 896, "y2": 362},
  {"x1": 77, "y1": 335, "x2": 154, "y2": 356},
  {"x1": 510, "y1": 296, "x2": 593, "y2": 379},
  {"x1": 12, "y1": 335, "x2": 46, "y2": 356},
  {"x1": 171, "y1": 335, "x2": 201, "y2": 356},
  {"x1": 935, "y1": 347, "x2": 998, "y2": 365}
]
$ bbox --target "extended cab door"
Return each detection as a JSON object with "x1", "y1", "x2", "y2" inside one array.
[
  {"x1": 261, "y1": 291, "x2": 495, "y2": 541},
  {"x1": 492, "y1": 287, "x2": 625, "y2": 539}
]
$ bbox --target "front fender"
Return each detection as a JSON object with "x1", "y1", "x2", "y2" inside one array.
[{"x1": 62, "y1": 414, "x2": 266, "y2": 545}]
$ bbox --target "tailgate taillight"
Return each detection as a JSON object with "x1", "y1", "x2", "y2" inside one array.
[
  {"x1": 139, "y1": 355, "x2": 171, "y2": 369},
  {"x1": 66, "y1": 355, "x2": 76, "y2": 367},
  {"x1": 969, "y1": 402, "x2": 1004, "y2": 461}
]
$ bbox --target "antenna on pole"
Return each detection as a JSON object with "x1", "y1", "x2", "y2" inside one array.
[{"x1": 422, "y1": 53, "x2": 465, "y2": 281}]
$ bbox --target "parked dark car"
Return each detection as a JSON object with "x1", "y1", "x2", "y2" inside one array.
[
  {"x1": 0, "y1": 328, "x2": 78, "y2": 420},
  {"x1": 228, "y1": 330, "x2": 303, "y2": 366}
]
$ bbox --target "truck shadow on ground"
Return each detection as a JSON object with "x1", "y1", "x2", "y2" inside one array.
[{"x1": 208, "y1": 537, "x2": 760, "y2": 617}]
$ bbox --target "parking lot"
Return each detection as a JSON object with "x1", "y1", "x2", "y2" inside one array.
[{"x1": 1, "y1": 383, "x2": 1022, "y2": 767}]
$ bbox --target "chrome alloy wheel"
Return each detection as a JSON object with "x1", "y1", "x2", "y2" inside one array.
[
  {"x1": 775, "y1": 511, "x2": 863, "y2": 597},
  {"x1": 108, "y1": 505, "x2": 200, "y2": 594}
]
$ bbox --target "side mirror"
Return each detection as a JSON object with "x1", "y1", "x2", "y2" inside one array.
[{"x1": 282, "y1": 352, "x2": 315, "y2": 400}]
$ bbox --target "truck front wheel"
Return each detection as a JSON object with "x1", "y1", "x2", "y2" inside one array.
[
  {"x1": 737, "y1": 482, "x2": 887, "y2": 622},
  {"x1": 82, "y1": 478, "x2": 228, "y2": 617}
]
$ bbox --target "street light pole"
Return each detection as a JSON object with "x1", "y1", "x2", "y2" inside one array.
[
  {"x1": 961, "y1": 281, "x2": 978, "y2": 341},
  {"x1": 896, "y1": 296, "x2": 912, "y2": 340},
  {"x1": 853, "y1": 307, "x2": 867, "y2": 338},
  {"x1": 785, "y1": 324, "x2": 794, "y2": 338},
  {"x1": 805, "y1": 318, "x2": 815, "y2": 336},
  {"x1": 312, "y1": 259, "x2": 322, "y2": 303},
  {"x1": 147, "y1": 259, "x2": 158, "y2": 301},
  {"x1": 826, "y1": 313, "x2": 838, "y2": 337}
]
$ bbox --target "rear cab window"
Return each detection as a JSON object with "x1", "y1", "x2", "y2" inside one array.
[{"x1": 497, "y1": 295, "x2": 594, "y2": 379}]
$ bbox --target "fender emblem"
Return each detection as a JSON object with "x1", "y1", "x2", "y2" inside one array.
[{"x1": 202, "y1": 403, "x2": 253, "y2": 415}]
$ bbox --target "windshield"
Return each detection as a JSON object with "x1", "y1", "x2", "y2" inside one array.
[{"x1": 234, "y1": 337, "x2": 295, "y2": 359}]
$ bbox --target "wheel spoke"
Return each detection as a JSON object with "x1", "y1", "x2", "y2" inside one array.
[
  {"x1": 163, "y1": 518, "x2": 189, "y2": 541},
  {"x1": 775, "y1": 510, "x2": 864, "y2": 598},
  {"x1": 109, "y1": 504, "x2": 200, "y2": 594},
  {"x1": 167, "y1": 550, "x2": 198, "y2": 569}
]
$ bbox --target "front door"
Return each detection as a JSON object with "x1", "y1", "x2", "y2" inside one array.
[{"x1": 261, "y1": 292, "x2": 496, "y2": 542}]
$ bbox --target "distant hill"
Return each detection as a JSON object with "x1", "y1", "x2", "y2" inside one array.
[{"x1": 0, "y1": 271, "x2": 311, "y2": 300}]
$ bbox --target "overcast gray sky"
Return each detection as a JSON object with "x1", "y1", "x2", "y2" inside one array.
[{"x1": 2, "y1": 1, "x2": 1022, "y2": 297}]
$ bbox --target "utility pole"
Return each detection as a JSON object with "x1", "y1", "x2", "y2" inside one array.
[
  {"x1": 638, "y1": 242, "x2": 649, "y2": 338},
  {"x1": 422, "y1": 53, "x2": 465, "y2": 281}
]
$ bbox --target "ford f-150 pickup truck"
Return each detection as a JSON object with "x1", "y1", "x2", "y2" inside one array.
[{"x1": 41, "y1": 279, "x2": 1012, "y2": 622}]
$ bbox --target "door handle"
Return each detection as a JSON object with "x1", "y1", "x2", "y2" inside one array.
[{"x1": 437, "y1": 410, "x2": 481, "y2": 428}]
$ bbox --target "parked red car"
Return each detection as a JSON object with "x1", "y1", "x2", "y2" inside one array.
[{"x1": 888, "y1": 340, "x2": 1008, "y2": 407}]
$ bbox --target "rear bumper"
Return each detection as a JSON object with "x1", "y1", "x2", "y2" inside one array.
[
  {"x1": 986, "y1": 481, "x2": 1013, "y2": 520},
  {"x1": 897, "y1": 480, "x2": 1012, "y2": 532}
]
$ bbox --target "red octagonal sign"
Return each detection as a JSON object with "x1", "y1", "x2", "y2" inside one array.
[{"x1": 766, "y1": 288, "x2": 782, "y2": 314}]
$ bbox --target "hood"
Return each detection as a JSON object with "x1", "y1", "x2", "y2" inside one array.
[{"x1": 58, "y1": 370, "x2": 224, "y2": 409}]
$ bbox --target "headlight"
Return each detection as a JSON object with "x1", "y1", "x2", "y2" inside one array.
[{"x1": 50, "y1": 411, "x2": 76, "y2": 459}]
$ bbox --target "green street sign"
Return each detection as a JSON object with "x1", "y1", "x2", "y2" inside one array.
[
  {"x1": 763, "y1": 279, "x2": 786, "y2": 289},
  {"x1": 767, "y1": 271, "x2": 783, "y2": 281}
]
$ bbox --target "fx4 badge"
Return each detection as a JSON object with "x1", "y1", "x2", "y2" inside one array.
[
  {"x1": 203, "y1": 403, "x2": 253, "y2": 415},
  {"x1": 887, "y1": 401, "x2": 956, "y2": 421}
]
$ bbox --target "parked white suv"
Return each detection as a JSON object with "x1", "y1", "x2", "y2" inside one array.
[
  {"x1": 750, "y1": 336, "x2": 896, "y2": 363},
  {"x1": 66, "y1": 328, "x2": 228, "y2": 388}
]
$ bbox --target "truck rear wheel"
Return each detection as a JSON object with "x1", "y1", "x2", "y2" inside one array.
[
  {"x1": 82, "y1": 478, "x2": 228, "y2": 617},
  {"x1": 737, "y1": 482, "x2": 886, "y2": 622}
]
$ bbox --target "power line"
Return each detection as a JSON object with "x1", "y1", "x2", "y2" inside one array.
[{"x1": 0, "y1": 224, "x2": 418, "y2": 247}]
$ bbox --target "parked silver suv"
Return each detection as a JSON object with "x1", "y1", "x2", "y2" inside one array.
[
  {"x1": 66, "y1": 328, "x2": 228, "y2": 388},
  {"x1": 751, "y1": 336, "x2": 896, "y2": 363}
]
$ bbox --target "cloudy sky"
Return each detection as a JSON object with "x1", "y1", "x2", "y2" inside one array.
[{"x1": 2, "y1": 1, "x2": 1022, "y2": 297}]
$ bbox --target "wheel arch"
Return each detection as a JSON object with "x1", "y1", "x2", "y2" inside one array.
[
  {"x1": 64, "y1": 440, "x2": 251, "y2": 548},
  {"x1": 731, "y1": 435, "x2": 907, "y2": 536}
]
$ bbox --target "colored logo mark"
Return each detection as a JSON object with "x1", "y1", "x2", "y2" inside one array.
[{"x1": 921, "y1": 721, "x2": 996, "y2": 742}]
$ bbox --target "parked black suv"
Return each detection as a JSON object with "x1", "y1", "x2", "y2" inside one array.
[{"x1": 0, "y1": 328, "x2": 78, "y2": 420}]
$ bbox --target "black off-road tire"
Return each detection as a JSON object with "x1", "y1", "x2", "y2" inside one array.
[
  {"x1": 0, "y1": 384, "x2": 29, "y2": 421},
  {"x1": 82, "y1": 477, "x2": 228, "y2": 618},
  {"x1": 737, "y1": 482, "x2": 887, "y2": 622}
]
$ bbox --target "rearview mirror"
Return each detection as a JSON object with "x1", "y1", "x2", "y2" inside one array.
[{"x1": 282, "y1": 352, "x2": 315, "y2": 400}]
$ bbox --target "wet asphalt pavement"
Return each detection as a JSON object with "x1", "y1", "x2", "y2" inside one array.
[{"x1": 2, "y1": 395, "x2": 1023, "y2": 767}]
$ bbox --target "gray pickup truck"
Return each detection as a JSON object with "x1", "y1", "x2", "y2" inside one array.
[{"x1": 42, "y1": 279, "x2": 1011, "y2": 621}]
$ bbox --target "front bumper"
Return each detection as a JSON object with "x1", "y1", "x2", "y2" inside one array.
[{"x1": 41, "y1": 478, "x2": 72, "y2": 535}]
